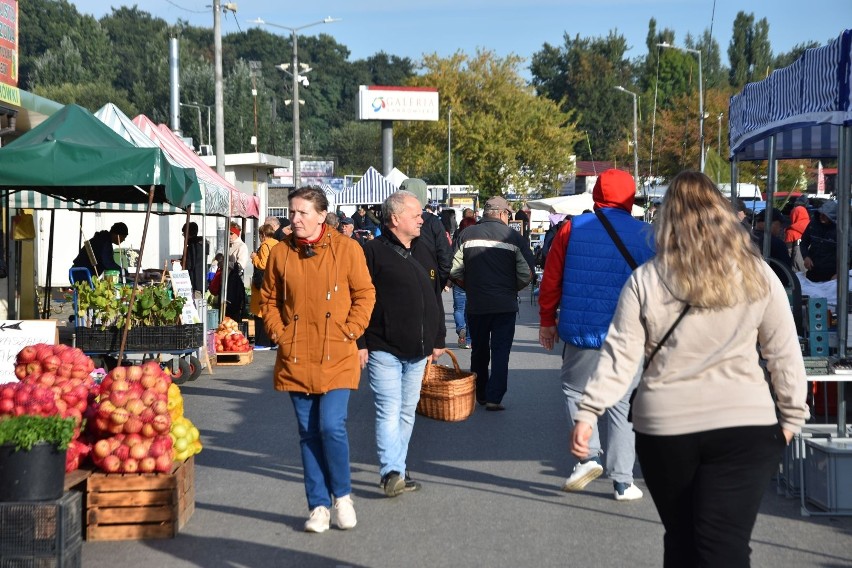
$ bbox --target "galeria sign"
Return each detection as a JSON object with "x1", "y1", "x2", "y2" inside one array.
[{"x1": 0, "y1": 320, "x2": 58, "y2": 383}]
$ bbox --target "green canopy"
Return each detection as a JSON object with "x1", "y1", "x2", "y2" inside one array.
[{"x1": 0, "y1": 104, "x2": 201, "y2": 209}]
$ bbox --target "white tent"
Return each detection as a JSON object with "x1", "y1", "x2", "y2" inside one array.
[
  {"x1": 527, "y1": 193, "x2": 645, "y2": 217},
  {"x1": 386, "y1": 167, "x2": 408, "y2": 187}
]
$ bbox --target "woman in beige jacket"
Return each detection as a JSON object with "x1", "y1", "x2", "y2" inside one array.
[
  {"x1": 572, "y1": 171, "x2": 808, "y2": 567},
  {"x1": 261, "y1": 187, "x2": 376, "y2": 534}
]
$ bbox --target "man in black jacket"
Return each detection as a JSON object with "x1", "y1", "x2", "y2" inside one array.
[
  {"x1": 400, "y1": 178, "x2": 453, "y2": 288},
  {"x1": 359, "y1": 190, "x2": 446, "y2": 498},
  {"x1": 182, "y1": 222, "x2": 206, "y2": 296},
  {"x1": 71, "y1": 222, "x2": 129, "y2": 281},
  {"x1": 451, "y1": 196, "x2": 535, "y2": 411}
]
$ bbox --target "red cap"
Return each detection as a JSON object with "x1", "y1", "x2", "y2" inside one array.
[{"x1": 230, "y1": 225, "x2": 241, "y2": 237}]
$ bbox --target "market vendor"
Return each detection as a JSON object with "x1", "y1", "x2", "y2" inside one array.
[{"x1": 71, "y1": 222, "x2": 129, "y2": 281}]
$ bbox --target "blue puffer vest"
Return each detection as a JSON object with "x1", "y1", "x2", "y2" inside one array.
[{"x1": 558, "y1": 208, "x2": 655, "y2": 349}]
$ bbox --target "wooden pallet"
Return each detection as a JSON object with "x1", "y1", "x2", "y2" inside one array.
[
  {"x1": 214, "y1": 350, "x2": 253, "y2": 366},
  {"x1": 85, "y1": 456, "x2": 194, "y2": 541}
]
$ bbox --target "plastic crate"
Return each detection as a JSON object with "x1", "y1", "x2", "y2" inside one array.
[
  {"x1": 75, "y1": 324, "x2": 203, "y2": 352},
  {"x1": 804, "y1": 438, "x2": 852, "y2": 513},
  {"x1": 0, "y1": 491, "x2": 82, "y2": 567}
]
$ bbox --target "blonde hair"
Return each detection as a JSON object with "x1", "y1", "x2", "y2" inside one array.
[{"x1": 654, "y1": 171, "x2": 767, "y2": 308}]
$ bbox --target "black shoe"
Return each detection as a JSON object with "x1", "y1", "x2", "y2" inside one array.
[
  {"x1": 402, "y1": 473, "x2": 421, "y2": 492},
  {"x1": 485, "y1": 403, "x2": 505, "y2": 411},
  {"x1": 380, "y1": 471, "x2": 405, "y2": 497},
  {"x1": 476, "y1": 398, "x2": 487, "y2": 406}
]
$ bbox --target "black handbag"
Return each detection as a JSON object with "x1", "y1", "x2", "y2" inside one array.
[{"x1": 251, "y1": 268, "x2": 264, "y2": 289}]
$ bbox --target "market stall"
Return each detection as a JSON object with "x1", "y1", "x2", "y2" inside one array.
[{"x1": 333, "y1": 166, "x2": 399, "y2": 206}]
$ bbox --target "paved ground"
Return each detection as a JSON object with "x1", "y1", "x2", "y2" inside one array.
[{"x1": 82, "y1": 294, "x2": 852, "y2": 567}]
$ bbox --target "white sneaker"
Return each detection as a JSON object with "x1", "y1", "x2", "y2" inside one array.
[
  {"x1": 614, "y1": 482, "x2": 644, "y2": 501},
  {"x1": 333, "y1": 495, "x2": 357, "y2": 530},
  {"x1": 304, "y1": 506, "x2": 331, "y2": 533},
  {"x1": 562, "y1": 460, "x2": 604, "y2": 492}
]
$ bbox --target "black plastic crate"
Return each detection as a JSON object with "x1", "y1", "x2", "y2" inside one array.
[
  {"x1": 75, "y1": 324, "x2": 203, "y2": 352},
  {"x1": 0, "y1": 491, "x2": 82, "y2": 566}
]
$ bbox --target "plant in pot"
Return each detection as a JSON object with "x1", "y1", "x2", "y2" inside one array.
[{"x1": 0, "y1": 414, "x2": 76, "y2": 502}]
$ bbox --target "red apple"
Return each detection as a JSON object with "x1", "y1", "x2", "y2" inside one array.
[
  {"x1": 114, "y1": 445, "x2": 130, "y2": 461},
  {"x1": 93, "y1": 439, "x2": 112, "y2": 459},
  {"x1": 124, "y1": 415, "x2": 143, "y2": 434},
  {"x1": 110, "y1": 407, "x2": 130, "y2": 425},
  {"x1": 140, "y1": 389, "x2": 158, "y2": 407},
  {"x1": 109, "y1": 389, "x2": 130, "y2": 408},
  {"x1": 102, "y1": 455, "x2": 121, "y2": 473},
  {"x1": 127, "y1": 366, "x2": 143, "y2": 382},
  {"x1": 151, "y1": 399, "x2": 168, "y2": 416},
  {"x1": 110, "y1": 367, "x2": 128, "y2": 381},
  {"x1": 139, "y1": 457, "x2": 156, "y2": 473},
  {"x1": 41, "y1": 355, "x2": 61, "y2": 372},
  {"x1": 129, "y1": 443, "x2": 148, "y2": 461},
  {"x1": 155, "y1": 453, "x2": 173, "y2": 473},
  {"x1": 16, "y1": 345, "x2": 38, "y2": 364},
  {"x1": 122, "y1": 458, "x2": 138, "y2": 473},
  {"x1": 124, "y1": 433, "x2": 143, "y2": 447},
  {"x1": 141, "y1": 423, "x2": 156, "y2": 438},
  {"x1": 151, "y1": 414, "x2": 170, "y2": 434},
  {"x1": 126, "y1": 398, "x2": 145, "y2": 416}
]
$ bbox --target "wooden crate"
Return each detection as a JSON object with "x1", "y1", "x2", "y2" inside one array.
[
  {"x1": 85, "y1": 456, "x2": 195, "y2": 541},
  {"x1": 214, "y1": 351, "x2": 253, "y2": 366}
]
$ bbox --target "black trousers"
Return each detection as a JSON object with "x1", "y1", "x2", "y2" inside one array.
[{"x1": 635, "y1": 424, "x2": 786, "y2": 568}]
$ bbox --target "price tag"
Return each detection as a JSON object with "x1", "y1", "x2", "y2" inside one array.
[
  {"x1": 169, "y1": 270, "x2": 201, "y2": 325},
  {"x1": 0, "y1": 320, "x2": 59, "y2": 383}
]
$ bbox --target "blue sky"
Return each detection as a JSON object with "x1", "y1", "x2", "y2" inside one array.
[{"x1": 80, "y1": 0, "x2": 846, "y2": 67}]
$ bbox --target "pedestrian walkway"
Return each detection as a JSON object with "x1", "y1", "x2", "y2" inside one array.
[{"x1": 82, "y1": 294, "x2": 852, "y2": 567}]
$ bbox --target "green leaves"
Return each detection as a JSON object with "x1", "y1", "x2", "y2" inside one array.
[
  {"x1": 73, "y1": 281, "x2": 187, "y2": 329},
  {"x1": 0, "y1": 415, "x2": 76, "y2": 451}
]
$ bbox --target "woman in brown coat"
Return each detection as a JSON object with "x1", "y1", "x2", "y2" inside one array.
[
  {"x1": 261, "y1": 187, "x2": 375, "y2": 534},
  {"x1": 249, "y1": 223, "x2": 278, "y2": 347}
]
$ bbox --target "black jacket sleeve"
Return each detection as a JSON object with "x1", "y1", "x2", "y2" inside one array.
[{"x1": 423, "y1": 213, "x2": 452, "y2": 287}]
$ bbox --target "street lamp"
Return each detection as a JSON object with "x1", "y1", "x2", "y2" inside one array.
[
  {"x1": 658, "y1": 42, "x2": 705, "y2": 172},
  {"x1": 179, "y1": 102, "x2": 204, "y2": 147},
  {"x1": 250, "y1": 16, "x2": 341, "y2": 189},
  {"x1": 614, "y1": 86, "x2": 640, "y2": 195}
]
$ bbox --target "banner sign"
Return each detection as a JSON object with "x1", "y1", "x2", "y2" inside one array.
[
  {"x1": 358, "y1": 86, "x2": 439, "y2": 122},
  {"x1": 0, "y1": 0, "x2": 17, "y2": 88},
  {"x1": 0, "y1": 320, "x2": 58, "y2": 383}
]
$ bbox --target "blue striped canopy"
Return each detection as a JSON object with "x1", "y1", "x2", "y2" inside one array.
[
  {"x1": 729, "y1": 29, "x2": 852, "y2": 161},
  {"x1": 333, "y1": 167, "x2": 399, "y2": 206}
]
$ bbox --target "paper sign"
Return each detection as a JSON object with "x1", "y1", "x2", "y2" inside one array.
[
  {"x1": 169, "y1": 270, "x2": 201, "y2": 324},
  {"x1": 0, "y1": 320, "x2": 59, "y2": 384}
]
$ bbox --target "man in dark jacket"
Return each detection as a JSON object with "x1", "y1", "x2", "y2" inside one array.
[
  {"x1": 359, "y1": 191, "x2": 446, "y2": 498},
  {"x1": 182, "y1": 222, "x2": 206, "y2": 296},
  {"x1": 801, "y1": 200, "x2": 841, "y2": 282},
  {"x1": 400, "y1": 178, "x2": 453, "y2": 287},
  {"x1": 71, "y1": 222, "x2": 129, "y2": 280},
  {"x1": 451, "y1": 196, "x2": 535, "y2": 411},
  {"x1": 537, "y1": 169, "x2": 653, "y2": 501}
]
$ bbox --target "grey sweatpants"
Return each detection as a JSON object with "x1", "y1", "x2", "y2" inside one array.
[{"x1": 560, "y1": 343, "x2": 640, "y2": 484}]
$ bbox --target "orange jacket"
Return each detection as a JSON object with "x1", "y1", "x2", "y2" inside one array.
[
  {"x1": 785, "y1": 205, "x2": 810, "y2": 243},
  {"x1": 261, "y1": 229, "x2": 375, "y2": 394}
]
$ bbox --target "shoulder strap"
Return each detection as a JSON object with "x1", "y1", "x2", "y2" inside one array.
[
  {"x1": 643, "y1": 304, "x2": 691, "y2": 371},
  {"x1": 595, "y1": 209, "x2": 638, "y2": 270}
]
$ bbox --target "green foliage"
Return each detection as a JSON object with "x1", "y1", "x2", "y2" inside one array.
[
  {"x1": 73, "y1": 281, "x2": 185, "y2": 329},
  {"x1": 0, "y1": 415, "x2": 76, "y2": 451},
  {"x1": 32, "y1": 82, "x2": 137, "y2": 115},
  {"x1": 401, "y1": 50, "x2": 580, "y2": 198}
]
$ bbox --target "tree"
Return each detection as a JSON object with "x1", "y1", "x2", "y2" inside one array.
[
  {"x1": 531, "y1": 32, "x2": 633, "y2": 162},
  {"x1": 750, "y1": 18, "x2": 772, "y2": 81},
  {"x1": 728, "y1": 12, "x2": 753, "y2": 87},
  {"x1": 399, "y1": 50, "x2": 581, "y2": 198},
  {"x1": 32, "y1": 82, "x2": 137, "y2": 116},
  {"x1": 774, "y1": 41, "x2": 819, "y2": 69}
]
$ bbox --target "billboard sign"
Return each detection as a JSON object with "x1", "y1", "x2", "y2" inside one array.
[
  {"x1": 358, "y1": 86, "x2": 439, "y2": 122},
  {"x1": 0, "y1": 0, "x2": 17, "y2": 88}
]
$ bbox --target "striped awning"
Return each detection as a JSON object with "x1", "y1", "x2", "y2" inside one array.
[
  {"x1": 3, "y1": 189, "x2": 180, "y2": 213},
  {"x1": 333, "y1": 167, "x2": 399, "y2": 206},
  {"x1": 729, "y1": 29, "x2": 852, "y2": 161}
]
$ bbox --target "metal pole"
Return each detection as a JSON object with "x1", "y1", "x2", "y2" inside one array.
[
  {"x1": 292, "y1": 30, "x2": 300, "y2": 189},
  {"x1": 196, "y1": 106, "x2": 203, "y2": 147},
  {"x1": 448, "y1": 107, "x2": 452, "y2": 195},
  {"x1": 381, "y1": 121, "x2": 393, "y2": 175},
  {"x1": 836, "y1": 124, "x2": 851, "y2": 436},
  {"x1": 213, "y1": 0, "x2": 225, "y2": 177},
  {"x1": 697, "y1": 49, "x2": 705, "y2": 173},
  {"x1": 207, "y1": 106, "x2": 211, "y2": 150},
  {"x1": 631, "y1": 93, "x2": 639, "y2": 194}
]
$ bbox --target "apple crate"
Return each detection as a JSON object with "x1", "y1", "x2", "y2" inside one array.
[
  {"x1": 85, "y1": 456, "x2": 195, "y2": 541},
  {"x1": 214, "y1": 350, "x2": 253, "y2": 366},
  {"x1": 0, "y1": 491, "x2": 82, "y2": 567}
]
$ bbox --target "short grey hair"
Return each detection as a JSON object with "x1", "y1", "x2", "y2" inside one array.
[
  {"x1": 325, "y1": 212, "x2": 340, "y2": 228},
  {"x1": 264, "y1": 215, "x2": 280, "y2": 228},
  {"x1": 382, "y1": 190, "x2": 419, "y2": 222}
]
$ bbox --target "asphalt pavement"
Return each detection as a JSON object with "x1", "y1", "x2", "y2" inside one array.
[{"x1": 82, "y1": 292, "x2": 852, "y2": 567}]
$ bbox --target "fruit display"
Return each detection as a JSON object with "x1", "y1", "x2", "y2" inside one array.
[
  {"x1": 168, "y1": 383, "x2": 203, "y2": 463},
  {"x1": 88, "y1": 361, "x2": 176, "y2": 473},
  {"x1": 3, "y1": 343, "x2": 97, "y2": 471},
  {"x1": 215, "y1": 316, "x2": 251, "y2": 353}
]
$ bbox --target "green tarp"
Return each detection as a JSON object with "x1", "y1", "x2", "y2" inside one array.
[{"x1": 0, "y1": 104, "x2": 201, "y2": 208}]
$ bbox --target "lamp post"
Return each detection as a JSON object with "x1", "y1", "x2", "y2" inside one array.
[
  {"x1": 250, "y1": 17, "x2": 340, "y2": 189},
  {"x1": 614, "y1": 86, "x2": 640, "y2": 195},
  {"x1": 179, "y1": 102, "x2": 204, "y2": 147},
  {"x1": 447, "y1": 106, "x2": 452, "y2": 200},
  {"x1": 658, "y1": 42, "x2": 705, "y2": 172}
]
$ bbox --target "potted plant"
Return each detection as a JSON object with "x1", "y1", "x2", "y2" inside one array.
[{"x1": 0, "y1": 414, "x2": 75, "y2": 502}]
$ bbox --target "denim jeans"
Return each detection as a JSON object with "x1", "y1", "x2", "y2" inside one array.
[
  {"x1": 289, "y1": 389, "x2": 352, "y2": 509},
  {"x1": 367, "y1": 350, "x2": 429, "y2": 478},
  {"x1": 467, "y1": 312, "x2": 517, "y2": 404},
  {"x1": 452, "y1": 286, "x2": 468, "y2": 335}
]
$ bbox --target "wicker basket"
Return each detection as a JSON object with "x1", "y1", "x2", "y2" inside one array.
[{"x1": 416, "y1": 350, "x2": 477, "y2": 422}]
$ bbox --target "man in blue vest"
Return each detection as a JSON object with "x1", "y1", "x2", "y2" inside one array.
[{"x1": 538, "y1": 169, "x2": 655, "y2": 501}]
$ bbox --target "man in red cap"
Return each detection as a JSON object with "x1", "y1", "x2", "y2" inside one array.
[{"x1": 537, "y1": 169, "x2": 654, "y2": 501}]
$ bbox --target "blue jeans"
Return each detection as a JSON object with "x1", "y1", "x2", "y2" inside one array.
[
  {"x1": 289, "y1": 389, "x2": 352, "y2": 509},
  {"x1": 367, "y1": 351, "x2": 429, "y2": 478},
  {"x1": 452, "y1": 286, "x2": 468, "y2": 335},
  {"x1": 467, "y1": 312, "x2": 517, "y2": 404}
]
